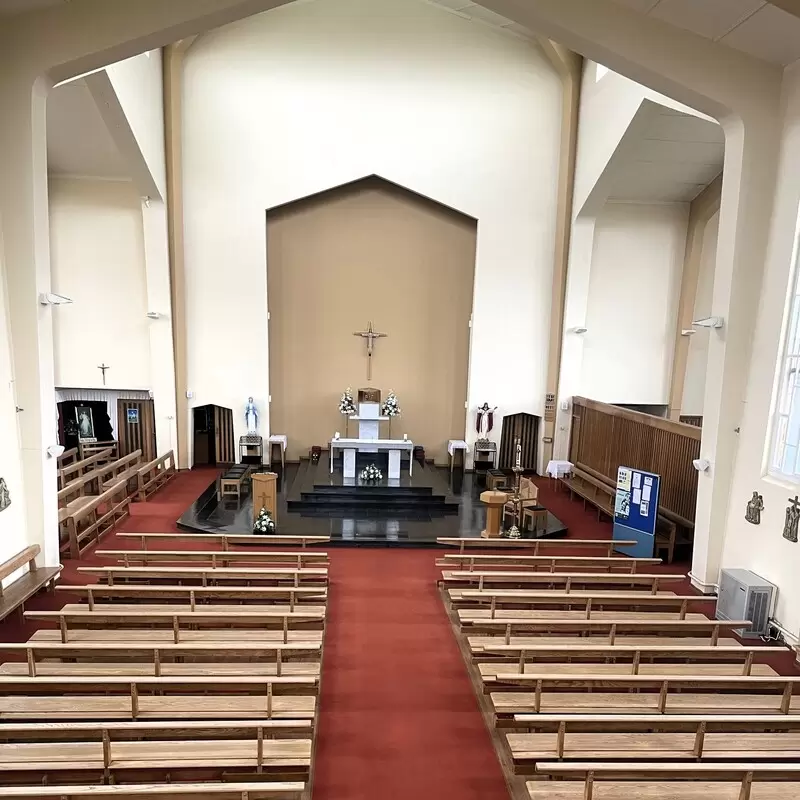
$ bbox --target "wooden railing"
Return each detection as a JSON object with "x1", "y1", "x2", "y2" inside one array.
[{"x1": 569, "y1": 397, "x2": 700, "y2": 527}]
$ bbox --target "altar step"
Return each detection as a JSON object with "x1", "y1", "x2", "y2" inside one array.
[{"x1": 287, "y1": 457, "x2": 460, "y2": 515}]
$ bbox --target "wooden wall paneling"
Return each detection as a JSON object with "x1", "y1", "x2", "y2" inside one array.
[
  {"x1": 117, "y1": 400, "x2": 156, "y2": 462},
  {"x1": 499, "y1": 413, "x2": 540, "y2": 471},
  {"x1": 213, "y1": 406, "x2": 235, "y2": 465},
  {"x1": 568, "y1": 397, "x2": 700, "y2": 526}
]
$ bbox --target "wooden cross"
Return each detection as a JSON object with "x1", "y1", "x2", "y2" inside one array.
[
  {"x1": 353, "y1": 321, "x2": 387, "y2": 381},
  {"x1": 97, "y1": 364, "x2": 110, "y2": 386}
]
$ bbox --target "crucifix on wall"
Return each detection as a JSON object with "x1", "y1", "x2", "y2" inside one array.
[
  {"x1": 353, "y1": 321, "x2": 387, "y2": 381},
  {"x1": 98, "y1": 363, "x2": 110, "y2": 386}
]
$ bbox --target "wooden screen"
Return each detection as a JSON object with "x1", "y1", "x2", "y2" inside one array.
[
  {"x1": 213, "y1": 406, "x2": 235, "y2": 465},
  {"x1": 117, "y1": 399, "x2": 156, "y2": 462},
  {"x1": 569, "y1": 397, "x2": 700, "y2": 527},
  {"x1": 499, "y1": 413, "x2": 540, "y2": 472}
]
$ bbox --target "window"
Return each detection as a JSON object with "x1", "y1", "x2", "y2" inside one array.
[{"x1": 769, "y1": 211, "x2": 800, "y2": 481}]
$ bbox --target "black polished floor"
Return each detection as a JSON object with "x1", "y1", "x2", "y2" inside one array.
[{"x1": 177, "y1": 461, "x2": 568, "y2": 546}]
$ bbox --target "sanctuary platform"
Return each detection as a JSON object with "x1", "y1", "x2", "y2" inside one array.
[{"x1": 177, "y1": 461, "x2": 568, "y2": 546}]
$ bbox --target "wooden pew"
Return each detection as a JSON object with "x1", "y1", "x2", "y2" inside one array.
[
  {"x1": 442, "y1": 570, "x2": 683, "y2": 592},
  {"x1": 0, "y1": 674, "x2": 319, "y2": 721},
  {"x1": 97, "y1": 549, "x2": 330, "y2": 568},
  {"x1": 0, "y1": 719, "x2": 312, "y2": 782},
  {"x1": 470, "y1": 634, "x2": 744, "y2": 649},
  {"x1": 57, "y1": 583, "x2": 328, "y2": 608},
  {"x1": 136, "y1": 450, "x2": 176, "y2": 500},
  {"x1": 56, "y1": 447, "x2": 79, "y2": 469},
  {"x1": 489, "y1": 674, "x2": 800, "y2": 720},
  {"x1": 0, "y1": 546, "x2": 61, "y2": 622},
  {"x1": 97, "y1": 449, "x2": 143, "y2": 494},
  {"x1": 450, "y1": 591, "x2": 711, "y2": 617},
  {"x1": 61, "y1": 480, "x2": 130, "y2": 558},
  {"x1": 116, "y1": 532, "x2": 331, "y2": 549},
  {"x1": 57, "y1": 448, "x2": 113, "y2": 491},
  {"x1": 0, "y1": 641, "x2": 322, "y2": 677},
  {"x1": 439, "y1": 554, "x2": 662, "y2": 572},
  {"x1": 24, "y1": 607, "x2": 326, "y2": 643},
  {"x1": 437, "y1": 537, "x2": 636, "y2": 556},
  {"x1": 77, "y1": 565, "x2": 329, "y2": 586},
  {"x1": 529, "y1": 763, "x2": 800, "y2": 800},
  {"x1": 461, "y1": 618, "x2": 750, "y2": 645},
  {"x1": 508, "y1": 714, "x2": 800, "y2": 773},
  {"x1": 0, "y1": 783, "x2": 306, "y2": 800}
]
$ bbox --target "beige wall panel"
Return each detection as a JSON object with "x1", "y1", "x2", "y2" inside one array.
[{"x1": 267, "y1": 178, "x2": 476, "y2": 464}]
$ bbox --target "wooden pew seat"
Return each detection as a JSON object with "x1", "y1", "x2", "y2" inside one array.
[
  {"x1": 29, "y1": 628, "x2": 324, "y2": 645},
  {"x1": 460, "y1": 609, "x2": 711, "y2": 623},
  {"x1": 437, "y1": 537, "x2": 637, "y2": 555},
  {"x1": 527, "y1": 781, "x2": 800, "y2": 800},
  {"x1": 0, "y1": 546, "x2": 61, "y2": 623},
  {"x1": 117, "y1": 532, "x2": 331, "y2": 548},
  {"x1": 469, "y1": 635, "x2": 742, "y2": 649},
  {"x1": 77, "y1": 565, "x2": 329, "y2": 586},
  {"x1": 0, "y1": 784, "x2": 305, "y2": 800},
  {"x1": 97, "y1": 549, "x2": 330, "y2": 567},
  {"x1": 478, "y1": 662, "x2": 777, "y2": 681},
  {"x1": 0, "y1": 661, "x2": 321, "y2": 678}
]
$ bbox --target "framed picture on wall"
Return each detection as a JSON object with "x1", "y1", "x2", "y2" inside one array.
[
  {"x1": 76, "y1": 406, "x2": 97, "y2": 443},
  {"x1": 127, "y1": 408, "x2": 139, "y2": 424}
]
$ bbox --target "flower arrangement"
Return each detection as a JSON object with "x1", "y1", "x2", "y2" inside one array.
[
  {"x1": 360, "y1": 463, "x2": 383, "y2": 483},
  {"x1": 253, "y1": 507, "x2": 276, "y2": 535},
  {"x1": 381, "y1": 390, "x2": 401, "y2": 417},
  {"x1": 339, "y1": 388, "x2": 356, "y2": 416}
]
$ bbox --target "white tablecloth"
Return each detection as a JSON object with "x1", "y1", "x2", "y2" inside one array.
[
  {"x1": 268, "y1": 435, "x2": 288, "y2": 451},
  {"x1": 546, "y1": 459, "x2": 573, "y2": 478},
  {"x1": 448, "y1": 439, "x2": 468, "y2": 456}
]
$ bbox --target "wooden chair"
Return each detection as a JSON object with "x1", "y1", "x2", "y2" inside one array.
[{"x1": 0, "y1": 546, "x2": 61, "y2": 621}]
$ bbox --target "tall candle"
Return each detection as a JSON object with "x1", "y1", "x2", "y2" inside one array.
[{"x1": 515, "y1": 441, "x2": 522, "y2": 469}]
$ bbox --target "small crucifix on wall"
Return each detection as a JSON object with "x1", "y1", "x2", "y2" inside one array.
[
  {"x1": 353, "y1": 322, "x2": 387, "y2": 381},
  {"x1": 97, "y1": 363, "x2": 110, "y2": 386}
]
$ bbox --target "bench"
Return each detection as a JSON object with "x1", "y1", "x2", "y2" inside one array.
[
  {"x1": 77, "y1": 564, "x2": 329, "y2": 587},
  {"x1": 117, "y1": 532, "x2": 331, "y2": 548},
  {"x1": 460, "y1": 608, "x2": 715, "y2": 625},
  {"x1": 0, "y1": 546, "x2": 61, "y2": 621},
  {"x1": 98, "y1": 450, "x2": 143, "y2": 494},
  {"x1": 450, "y1": 591, "x2": 712, "y2": 618},
  {"x1": 0, "y1": 641, "x2": 322, "y2": 677},
  {"x1": 57, "y1": 448, "x2": 113, "y2": 491},
  {"x1": 437, "y1": 537, "x2": 636, "y2": 556},
  {"x1": 136, "y1": 450, "x2": 176, "y2": 500},
  {"x1": 442, "y1": 570, "x2": 683, "y2": 593},
  {"x1": 29, "y1": 627, "x2": 324, "y2": 645},
  {"x1": 439, "y1": 554, "x2": 662, "y2": 572},
  {"x1": 489, "y1": 675, "x2": 800, "y2": 718},
  {"x1": 61, "y1": 480, "x2": 130, "y2": 558},
  {"x1": 469, "y1": 634, "x2": 743, "y2": 650},
  {"x1": 56, "y1": 447, "x2": 79, "y2": 468},
  {"x1": 57, "y1": 583, "x2": 328, "y2": 608},
  {"x1": 0, "y1": 783, "x2": 306, "y2": 800},
  {"x1": 462, "y1": 618, "x2": 750, "y2": 645},
  {"x1": 97, "y1": 549, "x2": 330, "y2": 568},
  {"x1": 220, "y1": 464, "x2": 253, "y2": 500},
  {"x1": 24, "y1": 607, "x2": 326, "y2": 643},
  {"x1": 530, "y1": 764, "x2": 800, "y2": 800}
]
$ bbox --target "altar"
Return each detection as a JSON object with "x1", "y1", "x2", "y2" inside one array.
[{"x1": 330, "y1": 388, "x2": 412, "y2": 479}]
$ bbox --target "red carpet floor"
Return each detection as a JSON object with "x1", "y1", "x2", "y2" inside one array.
[{"x1": 3, "y1": 470, "x2": 796, "y2": 799}]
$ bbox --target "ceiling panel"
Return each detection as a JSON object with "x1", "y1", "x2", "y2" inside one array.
[
  {"x1": 719, "y1": 3, "x2": 800, "y2": 65},
  {"x1": 649, "y1": 0, "x2": 765, "y2": 41},
  {"x1": 611, "y1": 0, "x2": 662, "y2": 11},
  {"x1": 642, "y1": 113, "x2": 725, "y2": 143},
  {"x1": 633, "y1": 138, "x2": 724, "y2": 164},
  {"x1": 0, "y1": 0, "x2": 62, "y2": 15}
]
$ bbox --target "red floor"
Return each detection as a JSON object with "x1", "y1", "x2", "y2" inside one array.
[{"x1": 5, "y1": 470, "x2": 797, "y2": 799}]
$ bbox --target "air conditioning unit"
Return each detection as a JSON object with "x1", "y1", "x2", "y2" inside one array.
[{"x1": 716, "y1": 568, "x2": 776, "y2": 638}]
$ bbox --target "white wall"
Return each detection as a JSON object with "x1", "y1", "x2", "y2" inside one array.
[
  {"x1": 681, "y1": 210, "x2": 719, "y2": 417},
  {"x1": 181, "y1": 0, "x2": 562, "y2": 462},
  {"x1": 580, "y1": 202, "x2": 687, "y2": 404},
  {"x1": 49, "y1": 177, "x2": 151, "y2": 390},
  {"x1": 0, "y1": 220, "x2": 28, "y2": 562}
]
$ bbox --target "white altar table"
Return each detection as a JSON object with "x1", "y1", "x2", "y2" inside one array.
[{"x1": 330, "y1": 438, "x2": 414, "y2": 479}]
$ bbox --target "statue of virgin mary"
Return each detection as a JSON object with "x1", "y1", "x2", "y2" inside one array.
[{"x1": 245, "y1": 397, "x2": 259, "y2": 434}]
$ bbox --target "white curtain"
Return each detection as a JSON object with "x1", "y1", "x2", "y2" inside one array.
[{"x1": 55, "y1": 388, "x2": 150, "y2": 439}]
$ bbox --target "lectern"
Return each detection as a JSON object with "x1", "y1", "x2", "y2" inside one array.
[
  {"x1": 480, "y1": 490, "x2": 508, "y2": 538},
  {"x1": 251, "y1": 472, "x2": 278, "y2": 524}
]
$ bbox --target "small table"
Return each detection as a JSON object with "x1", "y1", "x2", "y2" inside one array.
[
  {"x1": 220, "y1": 465, "x2": 252, "y2": 501},
  {"x1": 448, "y1": 440, "x2": 468, "y2": 476},
  {"x1": 522, "y1": 505, "x2": 549, "y2": 535},
  {"x1": 268, "y1": 435, "x2": 288, "y2": 471},
  {"x1": 546, "y1": 459, "x2": 573, "y2": 488},
  {"x1": 474, "y1": 440, "x2": 497, "y2": 471},
  {"x1": 480, "y1": 490, "x2": 508, "y2": 539}
]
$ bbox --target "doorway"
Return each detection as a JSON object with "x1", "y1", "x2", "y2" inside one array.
[{"x1": 192, "y1": 405, "x2": 235, "y2": 467}]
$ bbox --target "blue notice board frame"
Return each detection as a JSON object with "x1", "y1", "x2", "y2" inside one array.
[{"x1": 612, "y1": 465, "x2": 661, "y2": 558}]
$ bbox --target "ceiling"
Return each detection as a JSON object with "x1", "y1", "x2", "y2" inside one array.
[
  {"x1": 46, "y1": 79, "x2": 130, "y2": 180},
  {"x1": 424, "y1": 0, "x2": 535, "y2": 38},
  {"x1": 606, "y1": 104, "x2": 724, "y2": 203},
  {"x1": 612, "y1": 0, "x2": 800, "y2": 66}
]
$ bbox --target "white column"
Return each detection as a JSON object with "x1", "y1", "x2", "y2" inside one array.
[
  {"x1": 554, "y1": 214, "x2": 596, "y2": 460},
  {"x1": 141, "y1": 199, "x2": 178, "y2": 460},
  {"x1": 388, "y1": 449, "x2": 401, "y2": 480},
  {"x1": 690, "y1": 115, "x2": 781, "y2": 592},
  {"x1": 343, "y1": 449, "x2": 356, "y2": 479},
  {"x1": 0, "y1": 73, "x2": 60, "y2": 566}
]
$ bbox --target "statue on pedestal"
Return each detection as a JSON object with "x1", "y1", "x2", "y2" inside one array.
[
  {"x1": 476, "y1": 402, "x2": 497, "y2": 442},
  {"x1": 245, "y1": 397, "x2": 259, "y2": 434}
]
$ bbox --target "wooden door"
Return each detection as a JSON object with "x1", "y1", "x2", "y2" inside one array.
[
  {"x1": 117, "y1": 399, "x2": 156, "y2": 462},
  {"x1": 499, "y1": 413, "x2": 540, "y2": 472},
  {"x1": 213, "y1": 406, "x2": 235, "y2": 465}
]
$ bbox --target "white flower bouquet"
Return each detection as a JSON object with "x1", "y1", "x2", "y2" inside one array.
[
  {"x1": 381, "y1": 391, "x2": 401, "y2": 417},
  {"x1": 339, "y1": 388, "x2": 356, "y2": 416},
  {"x1": 253, "y1": 507, "x2": 276, "y2": 535},
  {"x1": 360, "y1": 463, "x2": 382, "y2": 483}
]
